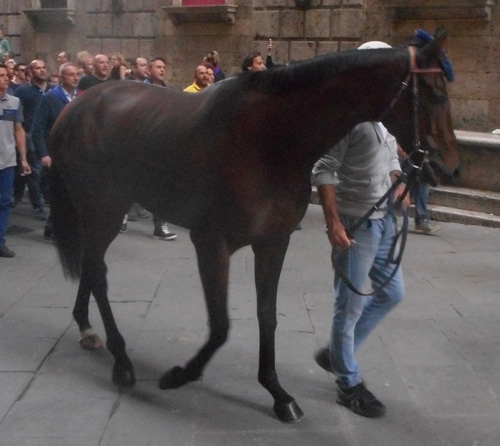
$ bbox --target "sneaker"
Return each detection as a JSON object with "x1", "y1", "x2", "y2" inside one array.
[
  {"x1": 314, "y1": 348, "x2": 333, "y2": 373},
  {"x1": 120, "y1": 216, "x2": 128, "y2": 234},
  {"x1": 134, "y1": 204, "x2": 150, "y2": 218},
  {"x1": 0, "y1": 244, "x2": 16, "y2": 258},
  {"x1": 414, "y1": 219, "x2": 441, "y2": 235},
  {"x1": 336, "y1": 383, "x2": 387, "y2": 418},
  {"x1": 153, "y1": 222, "x2": 177, "y2": 241},
  {"x1": 33, "y1": 207, "x2": 46, "y2": 221},
  {"x1": 128, "y1": 204, "x2": 150, "y2": 220}
]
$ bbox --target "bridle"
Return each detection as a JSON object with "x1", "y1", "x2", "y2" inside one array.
[
  {"x1": 382, "y1": 45, "x2": 444, "y2": 171},
  {"x1": 333, "y1": 46, "x2": 445, "y2": 297}
]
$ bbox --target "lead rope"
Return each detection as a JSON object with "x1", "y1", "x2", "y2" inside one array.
[
  {"x1": 330, "y1": 46, "x2": 423, "y2": 297},
  {"x1": 330, "y1": 172, "x2": 415, "y2": 297}
]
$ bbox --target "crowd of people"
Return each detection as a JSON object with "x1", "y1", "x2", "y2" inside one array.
[{"x1": 0, "y1": 40, "x2": 282, "y2": 259}]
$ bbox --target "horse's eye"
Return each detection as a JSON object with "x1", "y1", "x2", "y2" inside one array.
[{"x1": 420, "y1": 76, "x2": 448, "y2": 105}]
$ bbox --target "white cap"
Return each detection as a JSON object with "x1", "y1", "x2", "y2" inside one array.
[{"x1": 357, "y1": 41, "x2": 392, "y2": 50}]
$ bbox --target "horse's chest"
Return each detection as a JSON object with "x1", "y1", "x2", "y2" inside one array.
[{"x1": 246, "y1": 186, "x2": 309, "y2": 236}]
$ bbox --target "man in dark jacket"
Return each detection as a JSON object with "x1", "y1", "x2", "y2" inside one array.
[
  {"x1": 32, "y1": 62, "x2": 79, "y2": 240},
  {"x1": 14, "y1": 59, "x2": 50, "y2": 220},
  {"x1": 77, "y1": 54, "x2": 109, "y2": 91}
]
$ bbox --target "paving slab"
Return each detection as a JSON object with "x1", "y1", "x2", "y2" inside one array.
[{"x1": 1, "y1": 203, "x2": 500, "y2": 445}]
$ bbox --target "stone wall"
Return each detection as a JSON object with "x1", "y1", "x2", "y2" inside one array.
[
  {"x1": 0, "y1": 0, "x2": 499, "y2": 131},
  {"x1": 381, "y1": 1, "x2": 500, "y2": 132},
  {"x1": 252, "y1": 0, "x2": 367, "y2": 63},
  {"x1": 8, "y1": 1, "x2": 160, "y2": 76}
]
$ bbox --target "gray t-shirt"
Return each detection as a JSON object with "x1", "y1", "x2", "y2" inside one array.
[
  {"x1": 312, "y1": 122, "x2": 401, "y2": 219},
  {"x1": 0, "y1": 93, "x2": 23, "y2": 169}
]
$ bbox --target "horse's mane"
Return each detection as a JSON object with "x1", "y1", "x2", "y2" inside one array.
[{"x1": 234, "y1": 47, "x2": 406, "y2": 95}]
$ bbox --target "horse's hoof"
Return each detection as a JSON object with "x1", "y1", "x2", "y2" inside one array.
[
  {"x1": 274, "y1": 400, "x2": 304, "y2": 423},
  {"x1": 159, "y1": 366, "x2": 192, "y2": 389},
  {"x1": 112, "y1": 365, "x2": 136, "y2": 388},
  {"x1": 79, "y1": 333, "x2": 103, "y2": 350}
]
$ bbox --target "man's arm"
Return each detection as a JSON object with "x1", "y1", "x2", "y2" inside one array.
[
  {"x1": 32, "y1": 95, "x2": 51, "y2": 166},
  {"x1": 312, "y1": 135, "x2": 352, "y2": 249},
  {"x1": 14, "y1": 122, "x2": 31, "y2": 175},
  {"x1": 317, "y1": 184, "x2": 353, "y2": 249}
]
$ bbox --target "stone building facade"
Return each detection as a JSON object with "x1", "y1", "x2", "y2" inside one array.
[{"x1": 0, "y1": 0, "x2": 498, "y2": 131}]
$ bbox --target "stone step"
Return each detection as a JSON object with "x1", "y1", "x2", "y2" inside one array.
[
  {"x1": 428, "y1": 204, "x2": 500, "y2": 228},
  {"x1": 429, "y1": 185, "x2": 500, "y2": 216},
  {"x1": 311, "y1": 186, "x2": 500, "y2": 228}
]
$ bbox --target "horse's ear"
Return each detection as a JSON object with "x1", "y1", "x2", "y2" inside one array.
[
  {"x1": 417, "y1": 28, "x2": 455, "y2": 81},
  {"x1": 433, "y1": 27, "x2": 448, "y2": 42},
  {"x1": 417, "y1": 29, "x2": 448, "y2": 65}
]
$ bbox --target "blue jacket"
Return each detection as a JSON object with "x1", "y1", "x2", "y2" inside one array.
[{"x1": 32, "y1": 85, "x2": 73, "y2": 159}]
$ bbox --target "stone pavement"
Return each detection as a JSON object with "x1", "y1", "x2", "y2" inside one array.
[{"x1": 1, "y1": 202, "x2": 500, "y2": 446}]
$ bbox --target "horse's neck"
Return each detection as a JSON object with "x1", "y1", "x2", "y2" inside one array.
[{"x1": 287, "y1": 51, "x2": 409, "y2": 166}]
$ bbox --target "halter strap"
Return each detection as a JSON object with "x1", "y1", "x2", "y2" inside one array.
[
  {"x1": 379, "y1": 46, "x2": 443, "y2": 122},
  {"x1": 409, "y1": 46, "x2": 443, "y2": 75}
]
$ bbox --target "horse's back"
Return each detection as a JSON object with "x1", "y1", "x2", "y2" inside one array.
[{"x1": 50, "y1": 82, "x2": 228, "y2": 229}]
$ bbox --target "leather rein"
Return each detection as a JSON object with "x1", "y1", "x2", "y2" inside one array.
[{"x1": 333, "y1": 46, "x2": 445, "y2": 297}]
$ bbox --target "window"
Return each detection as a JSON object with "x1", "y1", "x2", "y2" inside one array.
[
  {"x1": 40, "y1": 0, "x2": 68, "y2": 7},
  {"x1": 24, "y1": 0, "x2": 76, "y2": 29},
  {"x1": 387, "y1": 0, "x2": 493, "y2": 22},
  {"x1": 182, "y1": 0, "x2": 225, "y2": 5},
  {"x1": 163, "y1": 0, "x2": 238, "y2": 25}
]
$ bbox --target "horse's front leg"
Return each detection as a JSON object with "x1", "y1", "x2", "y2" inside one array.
[
  {"x1": 159, "y1": 231, "x2": 230, "y2": 389},
  {"x1": 253, "y1": 236, "x2": 304, "y2": 423}
]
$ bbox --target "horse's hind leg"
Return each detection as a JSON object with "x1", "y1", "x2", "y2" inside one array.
[
  {"x1": 253, "y1": 236, "x2": 304, "y2": 423},
  {"x1": 73, "y1": 278, "x2": 103, "y2": 350},
  {"x1": 75, "y1": 217, "x2": 136, "y2": 387},
  {"x1": 90, "y1": 257, "x2": 135, "y2": 388},
  {"x1": 159, "y1": 230, "x2": 230, "y2": 389},
  {"x1": 81, "y1": 251, "x2": 136, "y2": 387}
]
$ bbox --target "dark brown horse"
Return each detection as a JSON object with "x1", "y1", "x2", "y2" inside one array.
[{"x1": 49, "y1": 31, "x2": 459, "y2": 423}]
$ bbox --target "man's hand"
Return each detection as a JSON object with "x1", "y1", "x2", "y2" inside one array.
[
  {"x1": 326, "y1": 217, "x2": 354, "y2": 249},
  {"x1": 20, "y1": 159, "x2": 31, "y2": 176},
  {"x1": 41, "y1": 155, "x2": 52, "y2": 168},
  {"x1": 394, "y1": 183, "x2": 410, "y2": 207}
]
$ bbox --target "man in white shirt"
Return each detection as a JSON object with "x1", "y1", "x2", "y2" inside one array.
[{"x1": 0, "y1": 63, "x2": 30, "y2": 257}]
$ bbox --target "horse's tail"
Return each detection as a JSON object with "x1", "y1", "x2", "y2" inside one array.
[{"x1": 50, "y1": 164, "x2": 83, "y2": 280}]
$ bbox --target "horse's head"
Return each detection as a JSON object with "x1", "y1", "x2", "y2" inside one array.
[{"x1": 383, "y1": 29, "x2": 460, "y2": 185}]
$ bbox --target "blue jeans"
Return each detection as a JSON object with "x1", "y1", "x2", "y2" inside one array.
[
  {"x1": 0, "y1": 166, "x2": 16, "y2": 246},
  {"x1": 402, "y1": 159, "x2": 428, "y2": 223},
  {"x1": 412, "y1": 181, "x2": 429, "y2": 223},
  {"x1": 25, "y1": 146, "x2": 43, "y2": 210},
  {"x1": 329, "y1": 213, "x2": 404, "y2": 389},
  {"x1": 13, "y1": 135, "x2": 43, "y2": 209}
]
